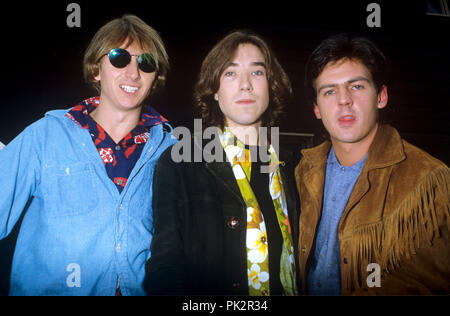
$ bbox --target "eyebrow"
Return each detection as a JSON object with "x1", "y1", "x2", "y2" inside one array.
[
  {"x1": 227, "y1": 61, "x2": 266, "y2": 68},
  {"x1": 317, "y1": 76, "x2": 371, "y2": 93}
]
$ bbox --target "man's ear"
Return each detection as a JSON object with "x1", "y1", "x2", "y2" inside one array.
[
  {"x1": 377, "y1": 85, "x2": 388, "y2": 109},
  {"x1": 93, "y1": 63, "x2": 101, "y2": 82},
  {"x1": 313, "y1": 103, "x2": 322, "y2": 119}
]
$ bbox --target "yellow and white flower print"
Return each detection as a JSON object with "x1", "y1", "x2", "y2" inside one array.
[
  {"x1": 247, "y1": 207, "x2": 254, "y2": 222},
  {"x1": 224, "y1": 145, "x2": 243, "y2": 163},
  {"x1": 247, "y1": 222, "x2": 268, "y2": 264},
  {"x1": 218, "y1": 127, "x2": 297, "y2": 295},
  {"x1": 232, "y1": 165, "x2": 246, "y2": 180},
  {"x1": 269, "y1": 172, "x2": 281, "y2": 199},
  {"x1": 248, "y1": 263, "x2": 269, "y2": 290}
]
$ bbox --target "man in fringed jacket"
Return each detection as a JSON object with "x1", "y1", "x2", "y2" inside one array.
[{"x1": 295, "y1": 33, "x2": 449, "y2": 295}]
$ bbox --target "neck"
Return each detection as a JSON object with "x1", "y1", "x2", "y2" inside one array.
[
  {"x1": 90, "y1": 104, "x2": 142, "y2": 144},
  {"x1": 332, "y1": 124, "x2": 379, "y2": 166},
  {"x1": 227, "y1": 122, "x2": 262, "y2": 146}
]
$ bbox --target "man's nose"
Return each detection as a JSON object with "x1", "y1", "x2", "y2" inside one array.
[
  {"x1": 125, "y1": 57, "x2": 141, "y2": 80},
  {"x1": 337, "y1": 87, "x2": 352, "y2": 106},
  {"x1": 239, "y1": 73, "x2": 253, "y2": 91}
]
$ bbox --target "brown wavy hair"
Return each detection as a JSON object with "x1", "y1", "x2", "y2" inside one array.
[{"x1": 193, "y1": 30, "x2": 292, "y2": 129}]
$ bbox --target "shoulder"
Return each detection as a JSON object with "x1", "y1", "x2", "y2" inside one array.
[
  {"x1": 296, "y1": 141, "x2": 331, "y2": 172},
  {"x1": 401, "y1": 139, "x2": 448, "y2": 171},
  {"x1": 12, "y1": 109, "x2": 72, "y2": 140},
  {"x1": 388, "y1": 138, "x2": 449, "y2": 193}
]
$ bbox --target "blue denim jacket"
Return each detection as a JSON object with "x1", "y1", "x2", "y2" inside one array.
[{"x1": 0, "y1": 109, "x2": 177, "y2": 295}]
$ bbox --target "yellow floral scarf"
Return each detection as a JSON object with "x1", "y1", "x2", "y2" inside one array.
[{"x1": 218, "y1": 127, "x2": 297, "y2": 296}]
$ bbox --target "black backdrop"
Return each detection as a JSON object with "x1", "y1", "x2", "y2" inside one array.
[{"x1": 0, "y1": 0, "x2": 449, "y2": 295}]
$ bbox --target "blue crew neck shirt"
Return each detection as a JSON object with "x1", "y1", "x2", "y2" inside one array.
[{"x1": 306, "y1": 147, "x2": 367, "y2": 295}]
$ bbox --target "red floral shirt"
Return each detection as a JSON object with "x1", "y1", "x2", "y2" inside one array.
[{"x1": 66, "y1": 97, "x2": 168, "y2": 193}]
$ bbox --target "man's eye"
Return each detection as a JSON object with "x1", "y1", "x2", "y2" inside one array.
[
  {"x1": 352, "y1": 84, "x2": 364, "y2": 90},
  {"x1": 324, "y1": 90, "x2": 335, "y2": 96}
]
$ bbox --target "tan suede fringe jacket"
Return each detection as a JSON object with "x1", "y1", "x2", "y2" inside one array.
[{"x1": 295, "y1": 125, "x2": 450, "y2": 295}]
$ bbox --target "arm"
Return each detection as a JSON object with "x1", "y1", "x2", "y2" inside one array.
[
  {"x1": 0, "y1": 124, "x2": 40, "y2": 239},
  {"x1": 354, "y1": 166, "x2": 450, "y2": 295},
  {"x1": 144, "y1": 147, "x2": 189, "y2": 295}
]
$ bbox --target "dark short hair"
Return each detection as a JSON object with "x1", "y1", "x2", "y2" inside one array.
[
  {"x1": 194, "y1": 30, "x2": 292, "y2": 129},
  {"x1": 305, "y1": 33, "x2": 389, "y2": 104}
]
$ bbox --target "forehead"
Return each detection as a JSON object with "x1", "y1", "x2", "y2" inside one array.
[
  {"x1": 316, "y1": 58, "x2": 372, "y2": 85},
  {"x1": 119, "y1": 41, "x2": 146, "y2": 54},
  {"x1": 118, "y1": 38, "x2": 153, "y2": 53},
  {"x1": 229, "y1": 43, "x2": 265, "y2": 64}
]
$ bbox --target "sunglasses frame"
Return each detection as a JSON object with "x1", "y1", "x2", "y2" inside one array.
[{"x1": 105, "y1": 48, "x2": 158, "y2": 73}]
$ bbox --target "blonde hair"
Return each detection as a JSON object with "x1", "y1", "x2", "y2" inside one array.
[{"x1": 83, "y1": 14, "x2": 169, "y2": 94}]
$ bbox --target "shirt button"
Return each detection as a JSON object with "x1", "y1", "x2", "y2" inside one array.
[
  {"x1": 115, "y1": 145, "x2": 121, "y2": 151},
  {"x1": 301, "y1": 247, "x2": 307, "y2": 254},
  {"x1": 227, "y1": 216, "x2": 239, "y2": 229},
  {"x1": 115, "y1": 244, "x2": 121, "y2": 252},
  {"x1": 343, "y1": 257, "x2": 348, "y2": 264},
  {"x1": 116, "y1": 179, "x2": 123, "y2": 185},
  {"x1": 332, "y1": 197, "x2": 336, "y2": 202},
  {"x1": 232, "y1": 282, "x2": 240, "y2": 289},
  {"x1": 119, "y1": 204, "x2": 123, "y2": 211}
]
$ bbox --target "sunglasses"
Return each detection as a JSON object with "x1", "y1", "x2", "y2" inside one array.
[{"x1": 105, "y1": 48, "x2": 157, "y2": 73}]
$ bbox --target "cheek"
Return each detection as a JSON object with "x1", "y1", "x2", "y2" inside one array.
[
  {"x1": 143, "y1": 73, "x2": 157, "y2": 90},
  {"x1": 261, "y1": 87, "x2": 270, "y2": 108},
  {"x1": 357, "y1": 96, "x2": 380, "y2": 120},
  {"x1": 217, "y1": 97, "x2": 232, "y2": 115},
  {"x1": 216, "y1": 84, "x2": 233, "y2": 109}
]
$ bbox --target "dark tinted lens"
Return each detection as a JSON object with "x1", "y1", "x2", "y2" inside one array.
[
  {"x1": 109, "y1": 48, "x2": 131, "y2": 68},
  {"x1": 137, "y1": 53, "x2": 157, "y2": 73}
]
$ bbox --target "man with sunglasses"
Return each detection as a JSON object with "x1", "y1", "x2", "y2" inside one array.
[{"x1": 0, "y1": 15, "x2": 176, "y2": 295}]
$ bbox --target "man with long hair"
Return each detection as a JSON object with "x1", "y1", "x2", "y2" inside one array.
[{"x1": 146, "y1": 30, "x2": 299, "y2": 295}]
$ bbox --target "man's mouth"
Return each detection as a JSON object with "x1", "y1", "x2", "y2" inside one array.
[
  {"x1": 338, "y1": 115, "x2": 357, "y2": 124},
  {"x1": 120, "y1": 85, "x2": 139, "y2": 94},
  {"x1": 236, "y1": 99, "x2": 256, "y2": 104}
]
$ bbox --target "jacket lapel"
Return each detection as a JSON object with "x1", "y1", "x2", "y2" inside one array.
[
  {"x1": 301, "y1": 142, "x2": 331, "y2": 217},
  {"x1": 205, "y1": 160, "x2": 245, "y2": 204},
  {"x1": 342, "y1": 125, "x2": 406, "y2": 216},
  {"x1": 278, "y1": 148, "x2": 299, "y2": 235}
]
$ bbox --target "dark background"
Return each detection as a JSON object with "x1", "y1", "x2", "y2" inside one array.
[{"x1": 0, "y1": 0, "x2": 448, "y2": 295}]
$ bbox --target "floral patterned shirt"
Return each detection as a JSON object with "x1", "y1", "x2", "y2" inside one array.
[{"x1": 66, "y1": 96, "x2": 168, "y2": 193}]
